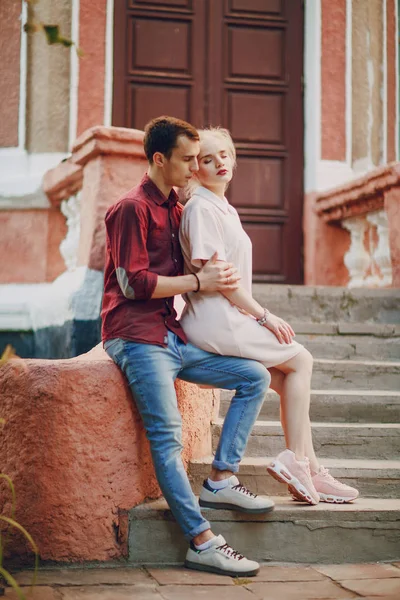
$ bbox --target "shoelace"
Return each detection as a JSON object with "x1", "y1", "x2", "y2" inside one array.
[
  {"x1": 216, "y1": 542, "x2": 244, "y2": 561},
  {"x1": 318, "y1": 466, "x2": 348, "y2": 489},
  {"x1": 232, "y1": 483, "x2": 257, "y2": 498}
]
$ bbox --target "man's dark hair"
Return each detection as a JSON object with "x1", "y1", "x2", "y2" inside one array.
[{"x1": 144, "y1": 116, "x2": 199, "y2": 163}]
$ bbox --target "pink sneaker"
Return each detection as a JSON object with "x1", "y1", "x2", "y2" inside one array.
[
  {"x1": 267, "y1": 449, "x2": 320, "y2": 505},
  {"x1": 312, "y1": 466, "x2": 359, "y2": 503}
]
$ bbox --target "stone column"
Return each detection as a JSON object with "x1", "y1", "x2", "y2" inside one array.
[
  {"x1": 41, "y1": 126, "x2": 148, "y2": 357},
  {"x1": 26, "y1": 0, "x2": 72, "y2": 153}
]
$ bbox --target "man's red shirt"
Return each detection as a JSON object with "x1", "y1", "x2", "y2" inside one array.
[{"x1": 101, "y1": 174, "x2": 188, "y2": 346}]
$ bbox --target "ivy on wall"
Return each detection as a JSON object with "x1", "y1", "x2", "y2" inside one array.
[{"x1": 23, "y1": 0, "x2": 82, "y2": 55}]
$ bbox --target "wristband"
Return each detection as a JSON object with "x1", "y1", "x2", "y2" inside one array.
[
  {"x1": 257, "y1": 308, "x2": 270, "y2": 326},
  {"x1": 192, "y1": 272, "x2": 201, "y2": 293}
]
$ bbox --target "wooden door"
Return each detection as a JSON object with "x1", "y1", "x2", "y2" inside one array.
[{"x1": 113, "y1": 0, "x2": 304, "y2": 283}]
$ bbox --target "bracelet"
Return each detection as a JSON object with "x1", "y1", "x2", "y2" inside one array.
[
  {"x1": 257, "y1": 308, "x2": 270, "y2": 326},
  {"x1": 192, "y1": 272, "x2": 201, "y2": 293}
]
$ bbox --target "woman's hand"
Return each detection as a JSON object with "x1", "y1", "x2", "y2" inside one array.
[{"x1": 263, "y1": 313, "x2": 295, "y2": 344}]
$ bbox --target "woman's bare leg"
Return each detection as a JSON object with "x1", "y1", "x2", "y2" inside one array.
[{"x1": 269, "y1": 350, "x2": 319, "y2": 473}]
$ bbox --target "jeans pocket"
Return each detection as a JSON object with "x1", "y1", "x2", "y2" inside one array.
[
  {"x1": 104, "y1": 338, "x2": 120, "y2": 351},
  {"x1": 104, "y1": 339, "x2": 125, "y2": 365}
]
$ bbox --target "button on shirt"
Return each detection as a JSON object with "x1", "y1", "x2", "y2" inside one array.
[{"x1": 101, "y1": 174, "x2": 187, "y2": 346}]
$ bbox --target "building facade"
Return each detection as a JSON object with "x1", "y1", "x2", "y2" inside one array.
[{"x1": 0, "y1": 0, "x2": 399, "y2": 357}]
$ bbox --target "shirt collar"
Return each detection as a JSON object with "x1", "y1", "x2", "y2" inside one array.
[
  {"x1": 194, "y1": 186, "x2": 232, "y2": 214},
  {"x1": 142, "y1": 173, "x2": 179, "y2": 207}
]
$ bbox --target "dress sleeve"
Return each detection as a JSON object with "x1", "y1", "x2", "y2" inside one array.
[
  {"x1": 105, "y1": 200, "x2": 158, "y2": 300},
  {"x1": 181, "y1": 202, "x2": 227, "y2": 269}
]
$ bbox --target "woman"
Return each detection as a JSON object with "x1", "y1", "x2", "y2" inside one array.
[{"x1": 179, "y1": 127, "x2": 358, "y2": 505}]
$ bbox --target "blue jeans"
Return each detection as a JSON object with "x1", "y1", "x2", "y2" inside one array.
[{"x1": 104, "y1": 331, "x2": 270, "y2": 540}]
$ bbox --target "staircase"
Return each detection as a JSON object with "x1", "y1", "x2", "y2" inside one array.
[{"x1": 128, "y1": 286, "x2": 400, "y2": 564}]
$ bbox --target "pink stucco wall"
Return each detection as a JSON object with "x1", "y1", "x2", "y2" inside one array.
[
  {"x1": 386, "y1": 0, "x2": 397, "y2": 163},
  {"x1": 385, "y1": 186, "x2": 400, "y2": 287},
  {"x1": 0, "y1": 346, "x2": 218, "y2": 561},
  {"x1": 303, "y1": 192, "x2": 350, "y2": 286},
  {"x1": 0, "y1": 209, "x2": 66, "y2": 284},
  {"x1": 77, "y1": 0, "x2": 107, "y2": 136},
  {"x1": 321, "y1": 0, "x2": 346, "y2": 161}
]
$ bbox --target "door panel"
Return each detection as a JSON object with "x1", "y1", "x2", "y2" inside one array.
[{"x1": 113, "y1": 0, "x2": 303, "y2": 283}]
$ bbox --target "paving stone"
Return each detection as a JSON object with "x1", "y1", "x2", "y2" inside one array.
[
  {"x1": 339, "y1": 578, "x2": 400, "y2": 596},
  {"x1": 245, "y1": 579, "x2": 357, "y2": 599},
  {"x1": 4, "y1": 586, "x2": 59, "y2": 599},
  {"x1": 58, "y1": 585, "x2": 161, "y2": 599},
  {"x1": 255, "y1": 565, "x2": 326, "y2": 581},
  {"x1": 147, "y1": 567, "x2": 233, "y2": 585},
  {"x1": 157, "y1": 586, "x2": 254, "y2": 599},
  {"x1": 14, "y1": 567, "x2": 152, "y2": 586},
  {"x1": 315, "y1": 563, "x2": 400, "y2": 580}
]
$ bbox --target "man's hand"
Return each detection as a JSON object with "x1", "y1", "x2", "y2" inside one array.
[
  {"x1": 263, "y1": 313, "x2": 295, "y2": 345},
  {"x1": 197, "y1": 252, "x2": 240, "y2": 292}
]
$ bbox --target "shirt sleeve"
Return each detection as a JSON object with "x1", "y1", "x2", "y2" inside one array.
[
  {"x1": 181, "y1": 202, "x2": 227, "y2": 269},
  {"x1": 105, "y1": 200, "x2": 158, "y2": 300}
]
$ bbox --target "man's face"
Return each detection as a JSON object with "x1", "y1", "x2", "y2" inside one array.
[{"x1": 162, "y1": 135, "x2": 200, "y2": 188}]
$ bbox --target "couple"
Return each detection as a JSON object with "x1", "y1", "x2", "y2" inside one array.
[{"x1": 101, "y1": 116, "x2": 358, "y2": 577}]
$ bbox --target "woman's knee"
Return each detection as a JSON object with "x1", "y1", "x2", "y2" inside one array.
[{"x1": 297, "y1": 347, "x2": 314, "y2": 374}]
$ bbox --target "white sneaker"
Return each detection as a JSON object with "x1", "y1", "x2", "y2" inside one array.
[
  {"x1": 199, "y1": 476, "x2": 275, "y2": 514},
  {"x1": 185, "y1": 534, "x2": 259, "y2": 577}
]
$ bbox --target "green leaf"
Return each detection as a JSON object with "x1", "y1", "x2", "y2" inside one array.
[
  {"x1": 0, "y1": 566, "x2": 26, "y2": 600},
  {"x1": 42, "y1": 25, "x2": 75, "y2": 48},
  {"x1": 43, "y1": 25, "x2": 60, "y2": 45},
  {"x1": 0, "y1": 517, "x2": 38, "y2": 555},
  {"x1": 0, "y1": 474, "x2": 17, "y2": 519}
]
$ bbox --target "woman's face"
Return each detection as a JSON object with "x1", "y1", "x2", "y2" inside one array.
[{"x1": 196, "y1": 135, "x2": 234, "y2": 190}]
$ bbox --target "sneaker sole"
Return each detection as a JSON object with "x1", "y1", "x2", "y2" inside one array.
[
  {"x1": 267, "y1": 461, "x2": 319, "y2": 506},
  {"x1": 318, "y1": 492, "x2": 359, "y2": 504},
  {"x1": 184, "y1": 559, "x2": 259, "y2": 577},
  {"x1": 199, "y1": 499, "x2": 274, "y2": 514}
]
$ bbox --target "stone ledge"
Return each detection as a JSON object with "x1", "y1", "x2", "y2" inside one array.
[
  {"x1": 43, "y1": 127, "x2": 146, "y2": 207},
  {"x1": 43, "y1": 161, "x2": 83, "y2": 208},
  {"x1": 0, "y1": 344, "x2": 218, "y2": 562},
  {"x1": 315, "y1": 162, "x2": 400, "y2": 222}
]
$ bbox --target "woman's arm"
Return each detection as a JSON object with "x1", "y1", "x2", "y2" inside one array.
[{"x1": 221, "y1": 285, "x2": 295, "y2": 345}]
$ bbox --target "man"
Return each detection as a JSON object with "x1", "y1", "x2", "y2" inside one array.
[{"x1": 102, "y1": 116, "x2": 273, "y2": 577}]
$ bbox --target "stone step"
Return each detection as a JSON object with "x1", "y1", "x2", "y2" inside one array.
[
  {"x1": 212, "y1": 419, "x2": 400, "y2": 460},
  {"x1": 128, "y1": 497, "x2": 400, "y2": 564},
  {"x1": 188, "y1": 457, "x2": 400, "y2": 499},
  {"x1": 253, "y1": 284, "x2": 400, "y2": 324},
  {"x1": 220, "y1": 389, "x2": 400, "y2": 423},
  {"x1": 311, "y1": 359, "x2": 400, "y2": 390},
  {"x1": 293, "y1": 328, "x2": 400, "y2": 362}
]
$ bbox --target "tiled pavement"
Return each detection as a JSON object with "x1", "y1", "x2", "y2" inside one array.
[{"x1": 5, "y1": 562, "x2": 400, "y2": 599}]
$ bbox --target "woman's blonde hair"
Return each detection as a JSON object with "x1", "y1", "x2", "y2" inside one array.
[{"x1": 185, "y1": 126, "x2": 236, "y2": 200}]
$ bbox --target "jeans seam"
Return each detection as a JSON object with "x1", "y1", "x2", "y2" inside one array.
[
  {"x1": 186, "y1": 365, "x2": 260, "y2": 467},
  {"x1": 225, "y1": 383, "x2": 254, "y2": 465},
  {"x1": 182, "y1": 364, "x2": 255, "y2": 385}
]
